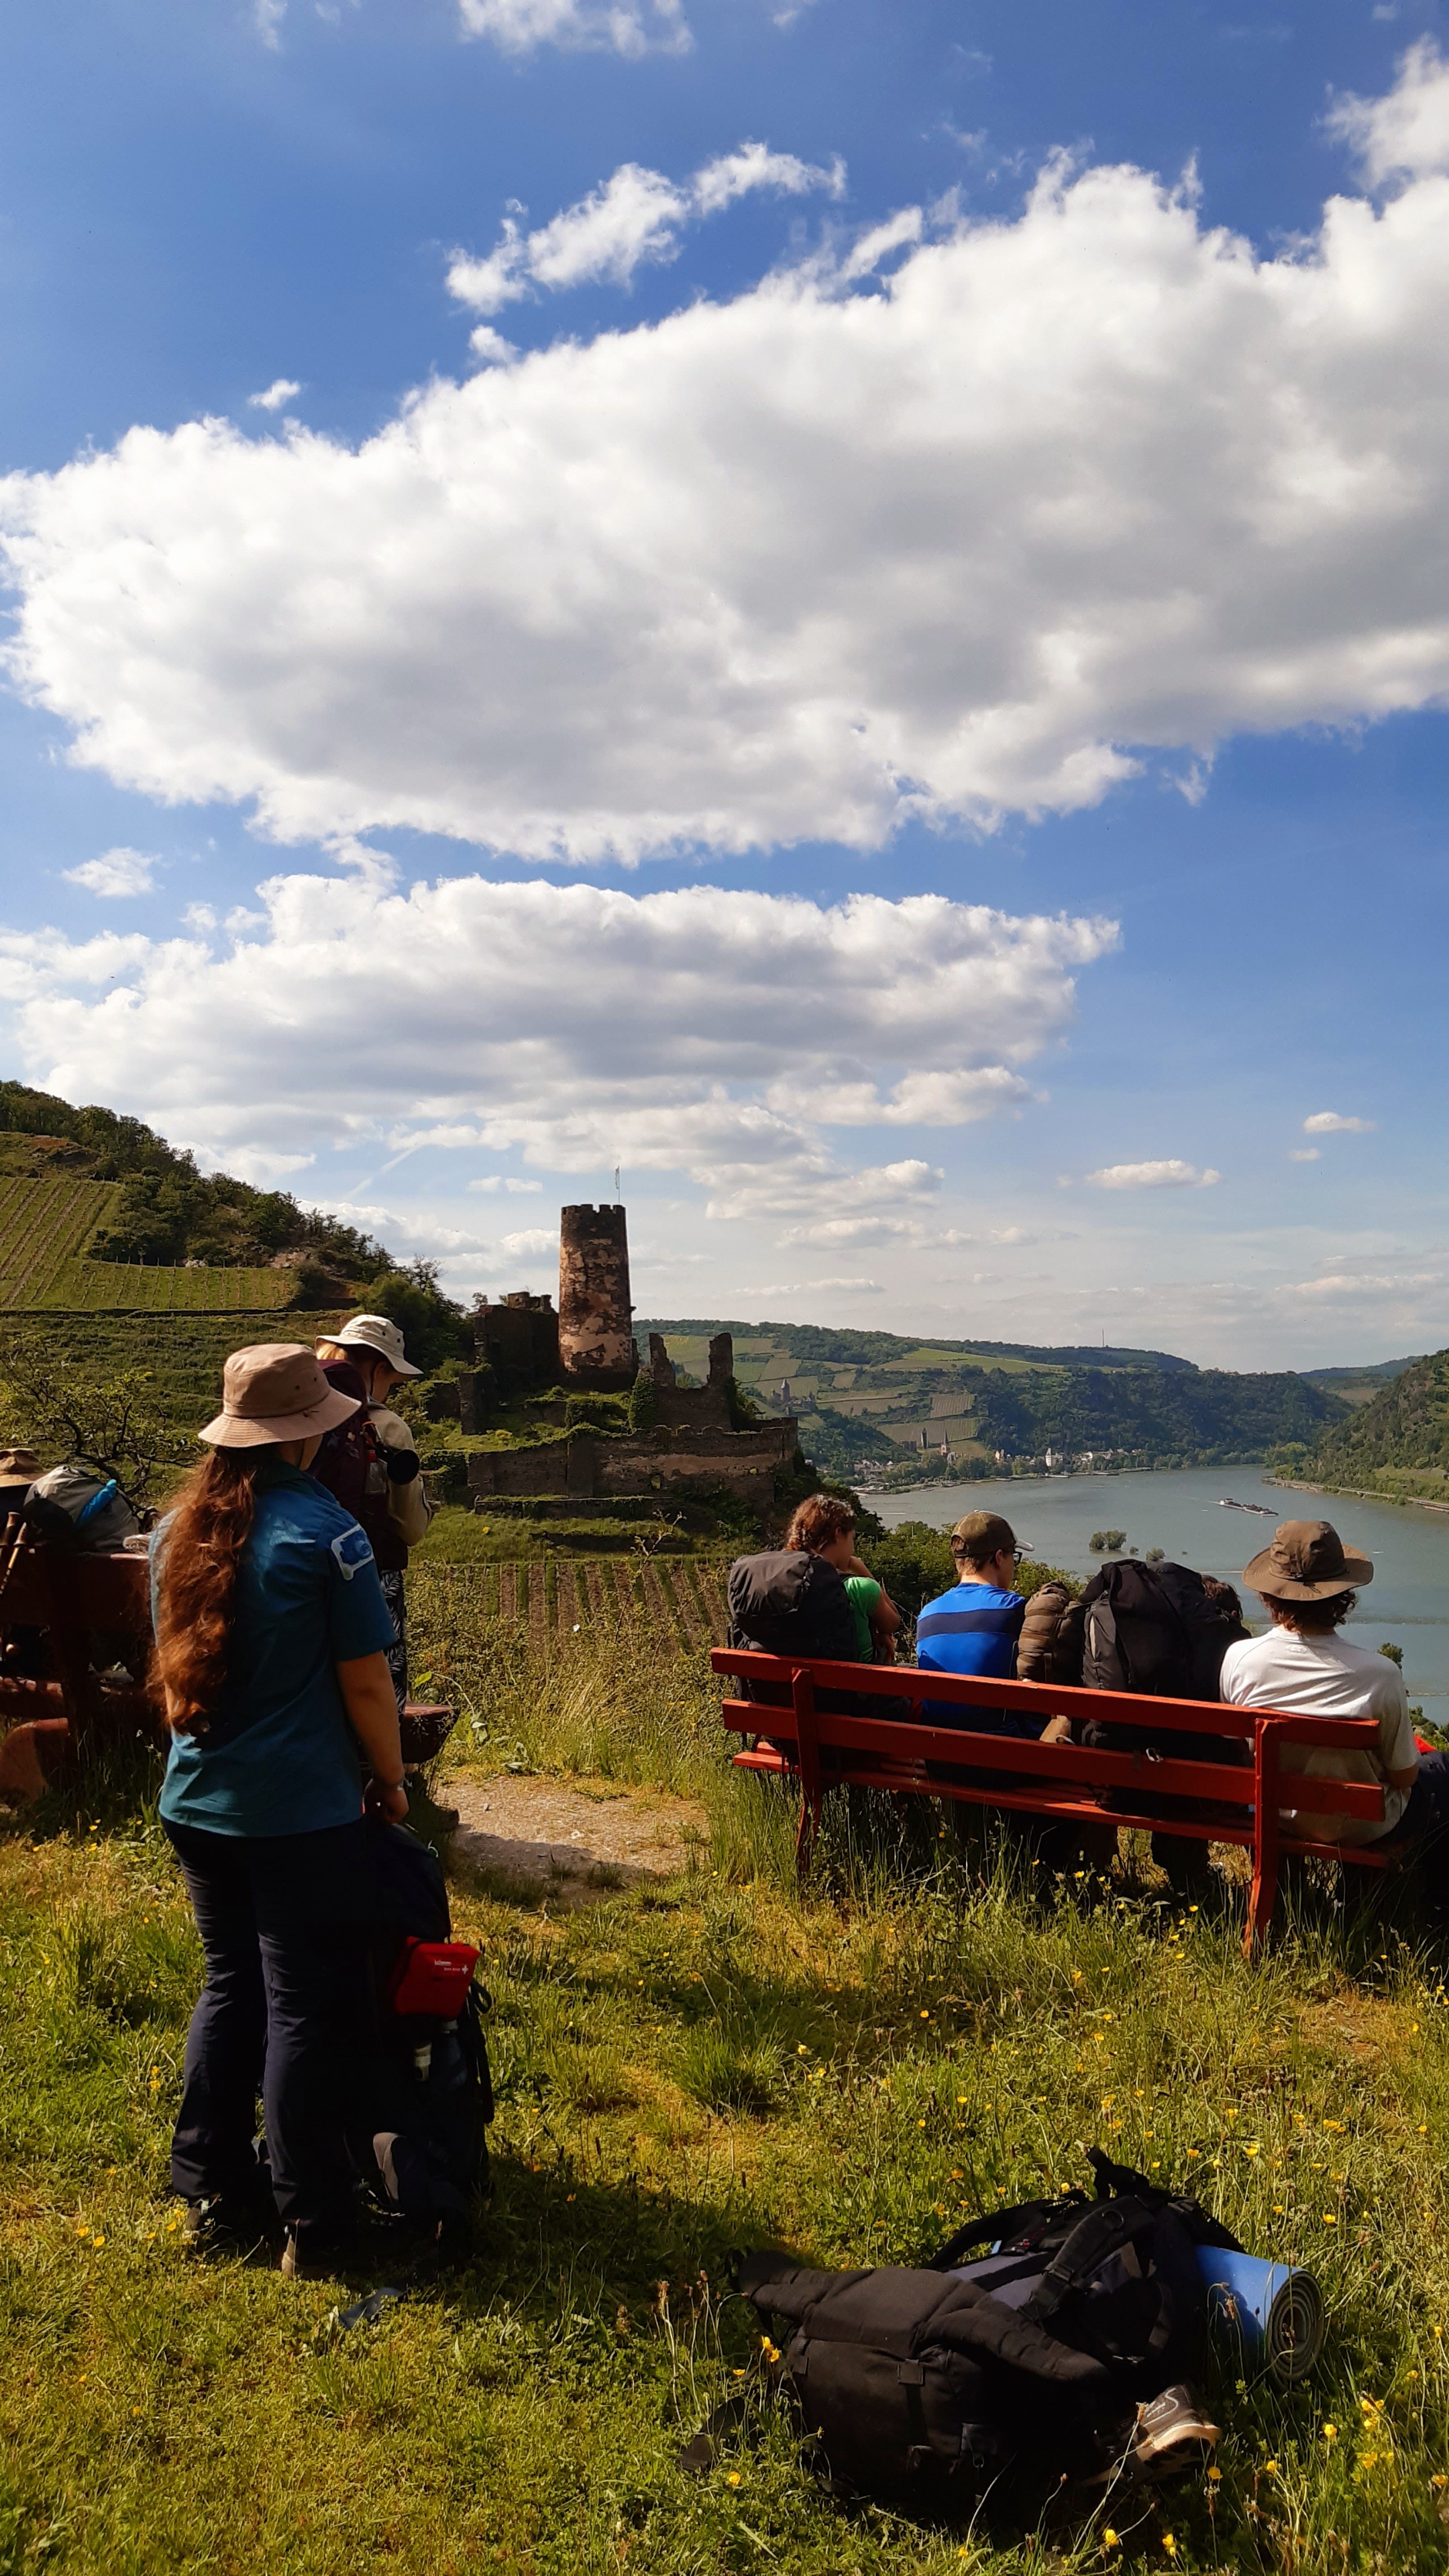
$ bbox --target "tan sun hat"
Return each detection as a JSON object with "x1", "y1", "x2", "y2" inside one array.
[
  {"x1": 329, "y1": 1313, "x2": 423, "y2": 1379},
  {"x1": 1242, "y1": 1517, "x2": 1373, "y2": 1601},
  {"x1": 198, "y1": 1344, "x2": 362, "y2": 1449}
]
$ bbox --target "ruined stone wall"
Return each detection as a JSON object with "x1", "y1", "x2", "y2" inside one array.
[
  {"x1": 558, "y1": 1203, "x2": 633, "y2": 1391},
  {"x1": 647, "y1": 1327, "x2": 733, "y2": 1430},
  {"x1": 465, "y1": 1417, "x2": 798, "y2": 1503}
]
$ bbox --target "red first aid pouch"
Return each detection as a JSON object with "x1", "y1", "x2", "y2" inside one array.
[{"x1": 385, "y1": 1936, "x2": 480, "y2": 2019}]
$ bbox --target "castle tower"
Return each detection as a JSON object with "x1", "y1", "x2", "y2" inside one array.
[{"x1": 558, "y1": 1203, "x2": 634, "y2": 1390}]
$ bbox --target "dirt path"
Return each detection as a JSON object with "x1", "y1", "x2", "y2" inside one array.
[{"x1": 449, "y1": 1770, "x2": 708, "y2": 1904}]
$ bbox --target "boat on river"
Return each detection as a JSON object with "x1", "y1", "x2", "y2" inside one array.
[{"x1": 1218, "y1": 1497, "x2": 1277, "y2": 1515}]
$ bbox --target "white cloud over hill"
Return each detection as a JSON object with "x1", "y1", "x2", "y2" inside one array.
[
  {"x1": 5, "y1": 50, "x2": 1449, "y2": 860},
  {"x1": 0, "y1": 873, "x2": 1112, "y2": 1228}
]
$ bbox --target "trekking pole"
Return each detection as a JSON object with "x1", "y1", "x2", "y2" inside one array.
[{"x1": 0, "y1": 1511, "x2": 25, "y2": 1626}]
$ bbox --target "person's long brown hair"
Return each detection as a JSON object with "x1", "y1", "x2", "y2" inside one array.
[{"x1": 152, "y1": 1449, "x2": 261, "y2": 1735}]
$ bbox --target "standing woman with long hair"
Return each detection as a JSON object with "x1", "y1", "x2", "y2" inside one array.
[{"x1": 152, "y1": 1344, "x2": 405, "y2": 2278}]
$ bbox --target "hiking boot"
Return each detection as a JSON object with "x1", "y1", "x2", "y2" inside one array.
[
  {"x1": 279, "y1": 2229, "x2": 354, "y2": 2282},
  {"x1": 179, "y1": 2192, "x2": 276, "y2": 2254},
  {"x1": 1126, "y1": 2384, "x2": 1221, "y2": 2481}
]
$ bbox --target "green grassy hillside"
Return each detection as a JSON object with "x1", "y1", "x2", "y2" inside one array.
[
  {"x1": 0, "y1": 1175, "x2": 294, "y2": 1311},
  {"x1": 0, "y1": 1081, "x2": 390, "y2": 1295},
  {"x1": 1299, "y1": 1347, "x2": 1449, "y2": 1504}
]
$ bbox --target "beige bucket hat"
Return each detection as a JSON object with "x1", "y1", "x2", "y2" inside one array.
[
  {"x1": 199, "y1": 1344, "x2": 362, "y2": 1448},
  {"x1": 1242, "y1": 1517, "x2": 1373, "y2": 1601},
  {"x1": 329, "y1": 1312, "x2": 423, "y2": 1379}
]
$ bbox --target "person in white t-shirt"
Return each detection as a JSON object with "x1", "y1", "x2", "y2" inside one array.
[{"x1": 1220, "y1": 1519, "x2": 1417, "y2": 1845}]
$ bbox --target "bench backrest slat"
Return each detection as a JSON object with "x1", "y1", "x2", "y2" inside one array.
[{"x1": 710, "y1": 1646, "x2": 1382, "y2": 1756}]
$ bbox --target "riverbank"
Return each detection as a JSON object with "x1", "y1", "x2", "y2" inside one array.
[{"x1": 1268, "y1": 1474, "x2": 1449, "y2": 1518}]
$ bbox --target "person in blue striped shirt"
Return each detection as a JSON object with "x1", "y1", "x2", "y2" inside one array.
[{"x1": 915, "y1": 1511, "x2": 1039, "y2": 1737}]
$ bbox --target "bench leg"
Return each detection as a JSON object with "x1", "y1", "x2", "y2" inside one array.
[
  {"x1": 792, "y1": 1667, "x2": 822, "y2": 1886},
  {"x1": 795, "y1": 1790, "x2": 823, "y2": 1878},
  {"x1": 1246, "y1": 1721, "x2": 1281, "y2": 1957}
]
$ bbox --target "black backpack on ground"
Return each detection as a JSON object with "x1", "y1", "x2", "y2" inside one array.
[
  {"x1": 727, "y1": 1550, "x2": 865, "y2": 1713},
  {"x1": 357, "y1": 1821, "x2": 493, "y2": 2240},
  {"x1": 735, "y1": 2151, "x2": 1240, "y2": 2509}
]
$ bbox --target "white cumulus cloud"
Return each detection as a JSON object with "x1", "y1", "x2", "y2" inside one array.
[
  {"x1": 455, "y1": 0, "x2": 690, "y2": 56},
  {"x1": 1084, "y1": 1160, "x2": 1222, "y2": 1191},
  {"x1": 0, "y1": 873, "x2": 1111, "y2": 1226},
  {"x1": 1303, "y1": 1110, "x2": 1377, "y2": 1134},
  {"x1": 62, "y1": 848, "x2": 157, "y2": 898},
  {"x1": 9, "y1": 54, "x2": 1449, "y2": 859},
  {"x1": 446, "y1": 144, "x2": 843, "y2": 314},
  {"x1": 1326, "y1": 36, "x2": 1449, "y2": 186},
  {"x1": 249, "y1": 379, "x2": 301, "y2": 413}
]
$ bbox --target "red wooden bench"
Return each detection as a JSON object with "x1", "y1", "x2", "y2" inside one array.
[
  {"x1": 0, "y1": 1521, "x2": 454, "y2": 1802},
  {"x1": 0, "y1": 1530, "x2": 158, "y2": 1795},
  {"x1": 710, "y1": 1649, "x2": 1397, "y2": 1953}
]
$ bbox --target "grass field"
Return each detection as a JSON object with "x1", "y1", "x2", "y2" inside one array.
[
  {"x1": 5, "y1": 1616, "x2": 1449, "y2": 2575},
  {"x1": 0, "y1": 1175, "x2": 295, "y2": 1313}
]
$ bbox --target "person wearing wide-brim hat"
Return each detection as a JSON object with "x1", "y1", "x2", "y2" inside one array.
[
  {"x1": 151, "y1": 1344, "x2": 405, "y2": 2279},
  {"x1": 313, "y1": 1313, "x2": 431, "y2": 1712},
  {"x1": 1219, "y1": 1518, "x2": 1421, "y2": 1848}
]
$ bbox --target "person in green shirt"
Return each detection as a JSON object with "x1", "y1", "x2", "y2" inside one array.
[{"x1": 783, "y1": 1494, "x2": 902, "y2": 1662}]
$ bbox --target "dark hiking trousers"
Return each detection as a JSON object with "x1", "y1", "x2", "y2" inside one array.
[{"x1": 164, "y1": 1818, "x2": 375, "y2": 2245}]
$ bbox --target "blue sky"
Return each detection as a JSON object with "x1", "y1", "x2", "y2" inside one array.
[{"x1": 1, "y1": 0, "x2": 1447, "y2": 1366}]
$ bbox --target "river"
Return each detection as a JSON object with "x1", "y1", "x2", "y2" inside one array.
[{"x1": 871, "y1": 1464, "x2": 1449, "y2": 1725}]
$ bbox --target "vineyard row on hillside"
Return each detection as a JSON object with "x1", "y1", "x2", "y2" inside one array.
[
  {"x1": 413, "y1": 1556, "x2": 729, "y2": 1650},
  {"x1": 0, "y1": 1175, "x2": 118, "y2": 1303},
  {"x1": 0, "y1": 1175, "x2": 294, "y2": 1311}
]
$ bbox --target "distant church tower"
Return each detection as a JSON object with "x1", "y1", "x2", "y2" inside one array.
[{"x1": 558, "y1": 1203, "x2": 634, "y2": 1390}]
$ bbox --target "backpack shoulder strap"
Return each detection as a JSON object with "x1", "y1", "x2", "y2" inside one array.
[
  {"x1": 1020, "y1": 2196, "x2": 1160, "y2": 2324},
  {"x1": 926, "y1": 2191, "x2": 1085, "y2": 2273}
]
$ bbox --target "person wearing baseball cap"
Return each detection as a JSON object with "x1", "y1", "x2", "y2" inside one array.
[
  {"x1": 916, "y1": 1513, "x2": 1033, "y2": 1731},
  {"x1": 314, "y1": 1313, "x2": 430, "y2": 1710},
  {"x1": 1220, "y1": 1519, "x2": 1421, "y2": 1847},
  {"x1": 151, "y1": 1343, "x2": 405, "y2": 2279}
]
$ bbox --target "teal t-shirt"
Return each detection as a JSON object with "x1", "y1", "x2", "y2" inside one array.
[
  {"x1": 155, "y1": 1460, "x2": 398, "y2": 1838},
  {"x1": 844, "y1": 1574, "x2": 882, "y2": 1660}
]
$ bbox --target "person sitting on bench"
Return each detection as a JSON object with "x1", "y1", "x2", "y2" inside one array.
[
  {"x1": 916, "y1": 1511, "x2": 1035, "y2": 1733},
  {"x1": 782, "y1": 1495, "x2": 902, "y2": 1664},
  {"x1": 1222, "y1": 1521, "x2": 1419, "y2": 1845}
]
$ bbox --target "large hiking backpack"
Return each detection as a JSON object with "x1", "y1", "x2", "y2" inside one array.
[
  {"x1": 1078, "y1": 1561, "x2": 1248, "y2": 1782},
  {"x1": 23, "y1": 1464, "x2": 142, "y2": 1554},
  {"x1": 357, "y1": 1821, "x2": 493, "y2": 2240},
  {"x1": 1080, "y1": 1560, "x2": 1234, "y2": 1703},
  {"x1": 737, "y1": 2151, "x2": 1240, "y2": 2508},
  {"x1": 313, "y1": 1360, "x2": 408, "y2": 1571},
  {"x1": 727, "y1": 1550, "x2": 863, "y2": 1711}
]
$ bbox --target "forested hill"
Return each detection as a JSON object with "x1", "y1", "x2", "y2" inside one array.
[
  {"x1": 949, "y1": 1360, "x2": 1346, "y2": 1466},
  {"x1": 1298, "y1": 1348, "x2": 1449, "y2": 1504},
  {"x1": 639, "y1": 1316, "x2": 1349, "y2": 1474},
  {"x1": 0, "y1": 1081, "x2": 388, "y2": 1285},
  {"x1": 639, "y1": 1318, "x2": 1197, "y2": 1373}
]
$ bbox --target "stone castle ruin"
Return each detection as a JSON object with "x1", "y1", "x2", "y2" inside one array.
[
  {"x1": 464, "y1": 1200, "x2": 797, "y2": 1504},
  {"x1": 557, "y1": 1203, "x2": 633, "y2": 1390}
]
